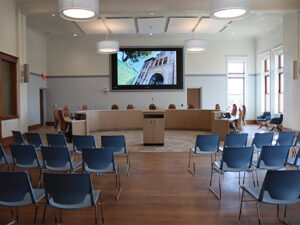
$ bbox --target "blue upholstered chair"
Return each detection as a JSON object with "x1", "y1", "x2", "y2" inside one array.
[
  {"x1": 275, "y1": 131, "x2": 296, "y2": 146},
  {"x1": 73, "y1": 135, "x2": 96, "y2": 154},
  {"x1": 269, "y1": 114, "x2": 283, "y2": 131},
  {"x1": 257, "y1": 112, "x2": 271, "y2": 129},
  {"x1": 0, "y1": 171, "x2": 44, "y2": 225},
  {"x1": 0, "y1": 143, "x2": 12, "y2": 171},
  {"x1": 42, "y1": 173, "x2": 104, "y2": 225},
  {"x1": 219, "y1": 133, "x2": 248, "y2": 151},
  {"x1": 10, "y1": 144, "x2": 43, "y2": 187},
  {"x1": 12, "y1": 130, "x2": 26, "y2": 145},
  {"x1": 239, "y1": 170, "x2": 300, "y2": 225},
  {"x1": 210, "y1": 147, "x2": 254, "y2": 200},
  {"x1": 252, "y1": 145, "x2": 290, "y2": 186},
  {"x1": 46, "y1": 133, "x2": 68, "y2": 147},
  {"x1": 251, "y1": 132, "x2": 274, "y2": 153},
  {"x1": 101, "y1": 135, "x2": 130, "y2": 175},
  {"x1": 82, "y1": 148, "x2": 122, "y2": 199},
  {"x1": 187, "y1": 134, "x2": 220, "y2": 175},
  {"x1": 41, "y1": 146, "x2": 81, "y2": 172},
  {"x1": 25, "y1": 133, "x2": 44, "y2": 150}
]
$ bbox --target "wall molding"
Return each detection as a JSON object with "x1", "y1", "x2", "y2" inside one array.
[
  {"x1": 45, "y1": 121, "x2": 55, "y2": 126},
  {"x1": 185, "y1": 74, "x2": 226, "y2": 77},
  {"x1": 47, "y1": 75, "x2": 110, "y2": 78},
  {"x1": 30, "y1": 72, "x2": 43, "y2": 77}
]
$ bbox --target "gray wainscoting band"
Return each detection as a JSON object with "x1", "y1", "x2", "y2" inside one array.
[
  {"x1": 30, "y1": 72, "x2": 43, "y2": 77},
  {"x1": 46, "y1": 75, "x2": 110, "y2": 78},
  {"x1": 248, "y1": 74, "x2": 259, "y2": 77},
  {"x1": 185, "y1": 74, "x2": 226, "y2": 77}
]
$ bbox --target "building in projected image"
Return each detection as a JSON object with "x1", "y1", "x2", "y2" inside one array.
[{"x1": 132, "y1": 51, "x2": 176, "y2": 85}]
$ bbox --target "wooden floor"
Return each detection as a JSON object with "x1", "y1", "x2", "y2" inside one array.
[{"x1": 1, "y1": 152, "x2": 300, "y2": 225}]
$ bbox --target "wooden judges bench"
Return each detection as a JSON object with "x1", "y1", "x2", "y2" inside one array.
[{"x1": 72, "y1": 109, "x2": 232, "y2": 141}]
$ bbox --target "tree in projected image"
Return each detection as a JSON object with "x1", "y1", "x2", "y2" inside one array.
[{"x1": 121, "y1": 51, "x2": 153, "y2": 63}]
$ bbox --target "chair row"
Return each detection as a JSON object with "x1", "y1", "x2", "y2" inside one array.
[
  {"x1": 0, "y1": 144, "x2": 122, "y2": 200},
  {"x1": 0, "y1": 171, "x2": 104, "y2": 225},
  {"x1": 12, "y1": 131, "x2": 130, "y2": 175},
  {"x1": 187, "y1": 131, "x2": 300, "y2": 175}
]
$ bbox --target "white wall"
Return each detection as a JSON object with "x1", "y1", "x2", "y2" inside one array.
[
  {"x1": 45, "y1": 34, "x2": 256, "y2": 121},
  {"x1": 282, "y1": 12, "x2": 300, "y2": 130},
  {"x1": 255, "y1": 24, "x2": 283, "y2": 116},
  {"x1": 26, "y1": 27, "x2": 47, "y2": 126},
  {"x1": 0, "y1": 0, "x2": 28, "y2": 137}
]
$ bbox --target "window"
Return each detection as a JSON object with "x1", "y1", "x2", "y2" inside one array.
[
  {"x1": 159, "y1": 59, "x2": 163, "y2": 66},
  {"x1": 278, "y1": 54, "x2": 284, "y2": 113},
  {"x1": 264, "y1": 59, "x2": 270, "y2": 112},
  {"x1": 155, "y1": 60, "x2": 159, "y2": 66},
  {"x1": 227, "y1": 60, "x2": 245, "y2": 109},
  {"x1": 163, "y1": 57, "x2": 168, "y2": 64},
  {"x1": 0, "y1": 52, "x2": 18, "y2": 120}
]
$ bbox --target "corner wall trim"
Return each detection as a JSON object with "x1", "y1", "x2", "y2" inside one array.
[{"x1": 28, "y1": 124, "x2": 42, "y2": 131}]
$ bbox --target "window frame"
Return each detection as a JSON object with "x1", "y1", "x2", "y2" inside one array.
[
  {"x1": 278, "y1": 54, "x2": 284, "y2": 113},
  {"x1": 263, "y1": 59, "x2": 271, "y2": 112},
  {"x1": 0, "y1": 51, "x2": 18, "y2": 120}
]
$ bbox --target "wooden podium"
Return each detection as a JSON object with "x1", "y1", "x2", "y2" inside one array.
[{"x1": 143, "y1": 110, "x2": 165, "y2": 146}]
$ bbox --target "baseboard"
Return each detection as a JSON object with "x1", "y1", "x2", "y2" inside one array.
[
  {"x1": 246, "y1": 120, "x2": 257, "y2": 124},
  {"x1": 28, "y1": 124, "x2": 42, "y2": 131},
  {"x1": 46, "y1": 121, "x2": 55, "y2": 126}
]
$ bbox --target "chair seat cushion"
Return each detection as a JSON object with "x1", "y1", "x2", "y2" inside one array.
[
  {"x1": 84, "y1": 162, "x2": 117, "y2": 173},
  {"x1": 213, "y1": 161, "x2": 249, "y2": 172},
  {"x1": 252, "y1": 160, "x2": 285, "y2": 170},
  {"x1": 0, "y1": 155, "x2": 13, "y2": 165},
  {"x1": 48, "y1": 190, "x2": 101, "y2": 209},
  {"x1": 0, "y1": 189, "x2": 44, "y2": 207},
  {"x1": 191, "y1": 148, "x2": 217, "y2": 154},
  {"x1": 287, "y1": 157, "x2": 300, "y2": 166}
]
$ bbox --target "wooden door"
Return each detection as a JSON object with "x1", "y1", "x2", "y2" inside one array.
[
  {"x1": 187, "y1": 88, "x2": 201, "y2": 109},
  {"x1": 39, "y1": 89, "x2": 44, "y2": 126}
]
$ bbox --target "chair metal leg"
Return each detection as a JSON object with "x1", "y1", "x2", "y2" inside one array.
[
  {"x1": 115, "y1": 166, "x2": 122, "y2": 200},
  {"x1": 209, "y1": 166, "x2": 222, "y2": 200},
  {"x1": 251, "y1": 171, "x2": 256, "y2": 187},
  {"x1": 54, "y1": 208, "x2": 58, "y2": 224},
  {"x1": 60, "y1": 209, "x2": 62, "y2": 224},
  {"x1": 95, "y1": 205, "x2": 98, "y2": 225},
  {"x1": 242, "y1": 171, "x2": 246, "y2": 185},
  {"x1": 34, "y1": 204, "x2": 39, "y2": 225},
  {"x1": 42, "y1": 204, "x2": 47, "y2": 225},
  {"x1": 38, "y1": 168, "x2": 42, "y2": 188},
  {"x1": 256, "y1": 202, "x2": 262, "y2": 225},
  {"x1": 255, "y1": 169, "x2": 260, "y2": 187},
  {"x1": 277, "y1": 205, "x2": 292, "y2": 225},
  {"x1": 16, "y1": 207, "x2": 19, "y2": 222},
  {"x1": 126, "y1": 152, "x2": 130, "y2": 176},
  {"x1": 99, "y1": 192, "x2": 105, "y2": 225},
  {"x1": 9, "y1": 208, "x2": 17, "y2": 225},
  {"x1": 187, "y1": 148, "x2": 195, "y2": 175},
  {"x1": 238, "y1": 189, "x2": 245, "y2": 224}
]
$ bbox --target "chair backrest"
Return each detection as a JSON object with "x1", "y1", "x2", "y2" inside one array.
[
  {"x1": 236, "y1": 108, "x2": 243, "y2": 130},
  {"x1": 168, "y1": 104, "x2": 176, "y2": 109},
  {"x1": 259, "y1": 170, "x2": 300, "y2": 202},
  {"x1": 224, "y1": 133, "x2": 248, "y2": 148},
  {"x1": 101, "y1": 135, "x2": 127, "y2": 153},
  {"x1": 242, "y1": 105, "x2": 246, "y2": 121},
  {"x1": 82, "y1": 104, "x2": 88, "y2": 110},
  {"x1": 58, "y1": 109, "x2": 67, "y2": 131},
  {"x1": 63, "y1": 105, "x2": 70, "y2": 117},
  {"x1": 187, "y1": 104, "x2": 195, "y2": 109},
  {"x1": 46, "y1": 133, "x2": 68, "y2": 147},
  {"x1": 54, "y1": 108, "x2": 59, "y2": 129},
  {"x1": 262, "y1": 112, "x2": 271, "y2": 118},
  {"x1": 251, "y1": 132, "x2": 274, "y2": 149},
  {"x1": 82, "y1": 148, "x2": 115, "y2": 171},
  {"x1": 231, "y1": 104, "x2": 237, "y2": 116},
  {"x1": 0, "y1": 171, "x2": 36, "y2": 203},
  {"x1": 0, "y1": 143, "x2": 8, "y2": 164},
  {"x1": 215, "y1": 104, "x2": 220, "y2": 110},
  {"x1": 10, "y1": 144, "x2": 41, "y2": 167},
  {"x1": 73, "y1": 135, "x2": 96, "y2": 153},
  {"x1": 25, "y1": 132, "x2": 44, "y2": 148},
  {"x1": 111, "y1": 104, "x2": 119, "y2": 110},
  {"x1": 127, "y1": 104, "x2": 134, "y2": 109},
  {"x1": 258, "y1": 145, "x2": 290, "y2": 168},
  {"x1": 12, "y1": 130, "x2": 25, "y2": 145},
  {"x1": 43, "y1": 173, "x2": 95, "y2": 205},
  {"x1": 221, "y1": 147, "x2": 254, "y2": 170},
  {"x1": 41, "y1": 146, "x2": 73, "y2": 169},
  {"x1": 195, "y1": 134, "x2": 220, "y2": 152},
  {"x1": 276, "y1": 131, "x2": 295, "y2": 146}
]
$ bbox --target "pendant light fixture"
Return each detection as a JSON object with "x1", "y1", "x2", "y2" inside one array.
[
  {"x1": 97, "y1": 40, "x2": 119, "y2": 54},
  {"x1": 184, "y1": 39, "x2": 207, "y2": 53},
  {"x1": 210, "y1": 0, "x2": 250, "y2": 19},
  {"x1": 58, "y1": 0, "x2": 99, "y2": 21}
]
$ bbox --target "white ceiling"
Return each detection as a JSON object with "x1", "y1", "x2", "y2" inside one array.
[{"x1": 23, "y1": 0, "x2": 292, "y2": 38}]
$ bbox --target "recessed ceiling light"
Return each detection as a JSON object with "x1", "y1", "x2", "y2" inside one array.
[
  {"x1": 58, "y1": 0, "x2": 99, "y2": 21},
  {"x1": 73, "y1": 33, "x2": 78, "y2": 37},
  {"x1": 149, "y1": 12, "x2": 154, "y2": 16},
  {"x1": 149, "y1": 33, "x2": 153, "y2": 35},
  {"x1": 51, "y1": 13, "x2": 55, "y2": 17},
  {"x1": 210, "y1": 0, "x2": 250, "y2": 19}
]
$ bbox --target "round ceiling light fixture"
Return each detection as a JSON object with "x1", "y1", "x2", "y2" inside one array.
[
  {"x1": 184, "y1": 40, "x2": 207, "y2": 53},
  {"x1": 58, "y1": 0, "x2": 99, "y2": 21},
  {"x1": 97, "y1": 40, "x2": 119, "y2": 54},
  {"x1": 210, "y1": 0, "x2": 250, "y2": 19}
]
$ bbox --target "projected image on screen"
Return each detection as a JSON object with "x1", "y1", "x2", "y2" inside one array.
[{"x1": 117, "y1": 50, "x2": 177, "y2": 86}]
